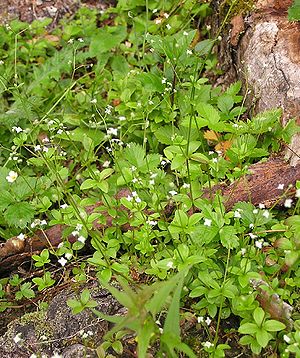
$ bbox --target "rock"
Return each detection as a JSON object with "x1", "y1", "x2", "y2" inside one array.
[{"x1": 0, "y1": 283, "x2": 124, "y2": 357}]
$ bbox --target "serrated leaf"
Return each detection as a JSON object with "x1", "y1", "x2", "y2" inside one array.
[{"x1": 4, "y1": 202, "x2": 35, "y2": 228}]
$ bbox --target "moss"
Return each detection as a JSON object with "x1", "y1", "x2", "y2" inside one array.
[
  {"x1": 218, "y1": 0, "x2": 256, "y2": 21},
  {"x1": 18, "y1": 310, "x2": 54, "y2": 340}
]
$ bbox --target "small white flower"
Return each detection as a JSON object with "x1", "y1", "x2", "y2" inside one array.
[
  {"x1": 13, "y1": 332, "x2": 23, "y2": 344},
  {"x1": 253, "y1": 209, "x2": 258, "y2": 214},
  {"x1": 107, "y1": 127, "x2": 118, "y2": 136},
  {"x1": 57, "y1": 129, "x2": 63, "y2": 135},
  {"x1": 60, "y1": 204, "x2": 68, "y2": 209},
  {"x1": 284, "y1": 199, "x2": 293, "y2": 208},
  {"x1": 147, "y1": 220, "x2": 157, "y2": 226},
  {"x1": 119, "y1": 116, "x2": 126, "y2": 121},
  {"x1": 249, "y1": 233, "x2": 257, "y2": 239},
  {"x1": 72, "y1": 230, "x2": 79, "y2": 237},
  {"x1": 217, "y1": 35, "x2": 222, "y2": 41},
  {"x1": 212, "y1": 158, "x2": 218, "y2": 163},
  {"x1": 206, "y1": 25, "x2": 211, "y2": 31},
  {"x1": 0, "y1": 60, "x2": 4, "y2": 65},
  {"x1": 162, "y1": 77, "x2": 167, "y2": 84},
  {"x1": 159, "y1": 327, "x2": 164, "y2": 334},
  {"x1": 152, "y1": 8, "x2": 158, "y2": 13},
  {"x1": 51, "y1": 353, "x2": 62, "y2": 358},
  {"x1": 135, "y1": 197, "x2": 142, "y2": 203},
  {"x1": 163, "y1": 13, "x2": 169, "y2": 18},
  {"x1": 65, "y1": 253, "x2": 72, "y2": 260},
  {"x1": 249, "y1": 223, "x2": 254, "y2": 229},
  {"x1": 75, "y1": 224, "x2": 82, "y2": 231},
  {"x1": 205, "y1": 317, "x2": 212, "y2": 325},
  {"x1": 126, "y1": 195, "x2": 133, "y2": 202},
  {"x1": 283, "y1": 334, "x2": 291, "y2": 344},
  {"x1": 262, "y1": 210, "x2": 270, "y2": 218},
  {"x1": 6, "y1": 170, "x2": 18, "y2": 183},
  {"x1": 186, "y1": 49, "x2": 193, "y2": 55},
  {"x1": 258, "y1": 203, "x2": 265, "y2": 209},
  {"x1": 166, "y1": 261, "x2": 174, "y2": 269},
  {"x1": 68, "y1": 38, "x2": 74, "y2": 44},
  {"x1": 197, "y1": 316, "x2": 204, "y2": 323},
  {"x1": 255, "y1": 240, "x2": 263, "y2": 249},
  {"x1": 58, "y1": 257, "x2": 67, "y2": 267},
  {"x1": 130, "y1": 166, "x2": 137, "y2": 172},
  {"x1": 169, "y1": 190, "x2": 177, "y2": 196},
  {"x1": 234, "y1": 210, "x2": 241, "y2": 218},
  {"x1": 102, "y1": 160, "x2": 110, "y2": 168},
  {"x1": 90, "y1": 98, "x2": 97, "y2": 104},
  {"x1": 154, "y1": 18, "x2": 162, "y2": 24},
  {"x1": 12, "y1": 126, "x2": 23, "y2": 133},
  {"x1": 34, "y1": 145, "x2": 41, "y2": 151},
  {"x1": 204, "y1": 218, "x2": 212, "y2": 227},
  {"x1": 296, "y1": 189, "x2": 300, "y2": 198},
  {"x1": 132, "y1": 178, "x2": 138, "y2": 183},
  {"x1": 183, "y1": 31, "x2": 189, "y2": 36},
  {"x1": 241, "y1": 248, "x2": 246, "y2": 256},
  {"x1": 277, "y1": 184, "x2": 284, "y2": 190},
  {"x1": 78, "y1": 236, "x2": 86, "y2": 243},
  {"x1": 182, "y1": 183, "x2": 190, "y2": 189},
  {"x1": 149, "y1": 179, "x2": 155, "y2": 185},
  {"x1": 166, "y1": 24, "x2": 171, "y2": 30},
  {"x1": 203, "y1": 341, "x2": 214, "y2": 348},
  {"x1": 30, "y1": 354, "x2": 38, "y2": 358},
  {"x1": 148, "y1": 100, "x2": 154, "y2": 105},
  {"x1": 17, "y1": 233, "x2": 25, "y2": 240},
  {"x1": 105, "y1": 106, "x2": 112, "y2": 114},
  {"x1": 78, "y1": 38, "x2": 84, "y2": 42},
  {"x1": 57, "y1": 242, "x2": 64, "y2": 249}
]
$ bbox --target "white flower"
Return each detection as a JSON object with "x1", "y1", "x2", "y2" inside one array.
[
  {"x1": 132, "y1": 178, "x2": 138, "y2": 183},
  {"x1": 253, "y1": 209, "x2": 258, "y2": 214},
  {"x1": 258, "y1": 203, "x2": 265, "y2": 209},
  {"x1": 204, "y1": 218, "x2": 212, "y2": 227},
  {"x1": 183, "y1": 31, "x2": 189, "y2": 36},
  {"x1": 166, "y1": 261, "x2": 174, "y2": 269},
  {"x1": 162, "y1": 78, "x2": 167, "y2": 84},
  {"x1": 163, "y1": 13, "x2": 169, "y2": 18},
  {"x1": 159, "y1": 327, "x2": 164, "y2": 334},
  {"x1": 152, "y1": 8, "x2": 158, "y2": 13},
  {"x1": 30, "y1": 354, "x2": 38, "y2": 358},
  {"x1": 135, "y1": 197, "x2": 142, "y2": 203},
  {"x1": 102, "y1": 160, "x2": 110, "y2": 168},
  {"x1": 58, "y1": 257, "x2": 67, "y2": 267},
  {"x1": 249, "y1": 233, "x2": 257, "y2": 239},
  {"x1": 197, "y1": 316, "x2": 204, "y2": 323},
  {"x1": 182, "y1": 183, "x2": 190, "y2": 189},
  {"x1": 296, "y1": 189, "x2": 300, "y2": 198},
  {"x1": 72, "y1": 230, "x2": 79, "y2": 237},
  {"x1": 241, "y1": 248, "x2": 246, "y2": 256},
  {"x1": 208, "y1": 151, "x2": 214, "y2": 155},
  {"x1": 68, "y1": 38, "x2": 74, "y2": 44},
  {"x1": 255, "y1": 240, "x2": 263, "y2": 249},
  {"x1": 154, "y1": 18, "x2": 162, "y2": 24},
  {"x1": 65, "y1": 253, "x2": 72, "y2": 260},
  {"x1": 206, "y1": 25, "x2": 211, "y2": 31},
  {"x1": 130, "y1": 166, "x2": 137, "y2": 172},
  {"x1": 51, "y1": 353, "x2": 62, "y2": 358},
  {"x1": 105, "y1": 106, "x2": 112, "y2": 114},
  {"x1": 90, "y1": 98, "x2": 97, "y2": 104},
  {"x1": 262, "y1": 210, "x2": 270, "y2": 218},
  {"x1": 166, "y1": 24, "x2": 171, "y2": 30},
  {"x1": 283, "y1": 334, "x2": 291, "y2": 343},
  {"x1": 217, "y1": 35, "x2": 222, "y2": 41},
  {"x1": 284, "y1": 199, "x2": 293, "y2": 208},
  {"x1": 234, "y1": 210, "x2": 241, "y2": 218},
  {"x1": 149, "y1": 179, "x2": 155, "y2": 185},
  {"x1": 75, "y1": 223, "x2": 83, "y2": 231},
  {"x1": 34, "y1": 145, "x2": 41, "y2": 151},
  {"x1": 277, "y1": 184, "x2": 284, "y2": 190},
  {"x1": 6, "y1": 170, "x2": 18, "y2": 183},
  {"x1": 60, "y1": 204, "x2": 68, "y2": 209},
  {"x1": 169, "y1": 190, "x2": 178, "y2": 196},
  {"x1": 78, "y1": 38, "x2": 84, "y2": 42},
  {"x1": 17, "y1": 233, "x2": 25, "y2": 240},
  {"x1": 13, "y1": 332, "x2": 22, "y2": 344},
  {"x1": 12, "y1": 126, "x2": 23, "y2": 133},
  {"x1": 119, "y1": 116, "x2": 126, "y2": 121},
  {"x1": 212, "y1": 158, "x2": 218, "y2": 163},
  {"x1": 57, "y1": 242, "x2": 64, "y2": 248},
  {"x1": 40, "y1": 220, "x2": 47, "y2": 226},
  {"x1": 78, "y1": 236, "x2": 86, "y2": 243},
  {"x1": 0, "y1": 60, "x2": 4, "y2": 65},
  {"x1": 147, "y1": 220, "x2": 157, "y2": 226},
  {"x1": 205, "y1": 317, "x2": 212, "y2": 326},
  {"x1": 203, "y1": 341, "x2": 214, "y2": 348},
  {"x1": 126, "y1": 195, "x2": 133, "y2": 202},
  {"x1": 107, "y1": 127, "x2": 118, "y2": 136},
  {"x1": 186, "y1": 49, "x2": 193, "y2": 55}
]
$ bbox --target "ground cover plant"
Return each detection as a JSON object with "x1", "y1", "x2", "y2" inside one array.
[{"x1": 1, "y1": 0, "x2": 300, "y2": 357}]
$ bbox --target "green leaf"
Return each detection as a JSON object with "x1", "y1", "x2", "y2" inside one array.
[
  {"x1": 288, "y1": 0, "x2": 300, "y2": 21},
  {"x1": 4, "y1": 202, "x2": 35, "y2": 228},
  {"x1": 263, "y1": 320, "x2": 286, "y2": 332},
  {"x1": 219, "y1": 226, "x2": 239, "y2": 249},
  {"x1": 255, "y1": 328, "x2": 270, "y2": 348},
  {"x1": 90, "y1": 26, "x2": 127, "y2": 55},
  {"x1": 253, "y1": 307, "x2": 265, "y2": 327},
  {"x1": 238, "y1": 322, "x2": 258, "y2": 335},
  {"x1": 195, "y1": 39, "x2": 214, "y2": 55}
]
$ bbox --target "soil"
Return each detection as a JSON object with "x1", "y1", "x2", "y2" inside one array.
[{"x1": 0, "y1": 0, "x2": 115, "y2": 28}]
